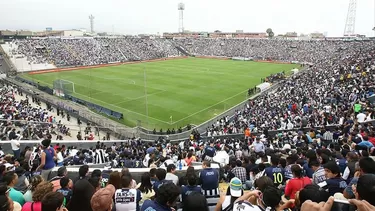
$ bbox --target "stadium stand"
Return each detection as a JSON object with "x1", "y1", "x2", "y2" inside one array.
[{"x1": 0, "y1": 37, "x2": 375, "y2": 211}]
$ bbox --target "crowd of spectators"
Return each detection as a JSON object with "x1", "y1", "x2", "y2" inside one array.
[
  {"x1": 0, "y1": 85, "x2": 75, "y2": 143},
  {"x1": 13, "y1": 38, "x2": 180, "y2": 67},
  {"x1": 0, "y1": 130, "x2": 375, "y2": 211},
  {"x1": 203, "y1": 39, "x2": 375, "y2": 137},
  {"x1": 1, "y1": 37, "x2": 375, "y2": 210}
]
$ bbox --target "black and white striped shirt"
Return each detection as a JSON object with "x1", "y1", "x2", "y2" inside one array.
[{"x1": 95, "y1": 149, "x2": 106, "y2": 164}]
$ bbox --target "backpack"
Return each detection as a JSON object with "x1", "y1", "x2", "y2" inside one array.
[{"x1": 22, "y1": 202, "x2": 42, "y2": 211}]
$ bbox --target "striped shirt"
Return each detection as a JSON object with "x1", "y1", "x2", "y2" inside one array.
[
  {"x1": 323, "y1": 131, "x2": 333, "y2": 141},
  {"x1": 95, "y1": 149, "x2": 106, "y2": 164},
  {"x1": 312, "y1": 166, "x2": 327, "y2": 185}
]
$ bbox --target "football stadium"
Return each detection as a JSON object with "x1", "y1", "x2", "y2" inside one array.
[
  {"x1": 1, "y1": 0, "x2": 375, "y2": 210},
  {"x1": 21, "y1": 57, "x2": 299, "y2": 129}
]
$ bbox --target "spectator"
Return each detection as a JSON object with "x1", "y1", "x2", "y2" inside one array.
[
  {"x1": 203, "y1": 142, "x2": 216, "y2": 162},
  {"x1": 165, "y1": 164, "x2": 179, "y2": 185},
  {"x1": 67, "y1": 179, "x2": 95, "y2": 211},
  {"x1": 22, "y1": 181, "x2": 53, "y2": 211},
  {"x1": 295, "y1": 184, "x2": 330, "y2": 209},
  {"x1": 344, "y1": 157, "x2": 375, "y2": 199},
  {"x1": 284, "y1": 164, "x2": 312, "y2": 199},
  {"x1": 199, "y1": 161, "x2": 219, "y2": 197},
  {"x1": 265, "y1": 155, "x2": 285, "y2": 187},
  {"x1": 90, "y1": 184, "x2": 116, "y2": 211},
  {"x1": 73, "y1": 165, "x2": 89, "y2": 183},
  {"x1": 4, "y1": 171, "x2": 25, "y2": 206},
  {"x1": 10, "y1": 135, "x2": 20, "y2": 159},
  {"x1": 185, "y1": 152, "x2": 196, "y2": 167},
  {"x1": 215, "y1": 177, "x2": 243, "y2": 211},
  {"x1": 56, "y1": 148, "x2": 64, "y2": 167},
  {"x1": 253, "y1": 176, "x2": 273, "y2": 192},
  {"x1": 36, "y1": 139, "x2": 56, "y2": 180},
  {"x1": 56, "y1": 177, "x2": 72, "y2": 205},
  {"x1": 354, "y1": 174, "x2": 375, "y2": 206},
  {"x1": 88, "y1": 176, "x2": 101, "y2": 192},
  {"x1": 141, "y1": 183, "x2": 180, "y2": 211},
  {"x1": 323, "y1": 161, "x2": 348, "y2": 196},
  {"x1": 121, "y1": 168, "x2": 137, "y2": 188},
  {"x1": 41, "y1": 192, "x2": 66, "y2": 211},
  {"x1": 114, "y1": 175, "x2": 142, "y2": 211},
  {"x1": 23, "y1": 175, "x2": 43, "y2": 202},
  {"x1": 259, "y1": 186, "x2": 291, "y2": 211},
  {"x1": 0, "y1": 183, "x2": 20, "y2": 211},
  {"x1": 179, "y1": 166, "x2": 198, "y2": 186},
  {"x1": 176, "y1": 154, "x2": 187, "y2": 168},
  {"x1": 14, "y1": 167, "x2": 29, "y2": 194},
  {"x1": 183, "y1": 192, "x2": 209, "y2": 211},
  {"x1": 153, "y1": 168, "x2": 170, "y2": 194},
  {"x1": 230, "y1": 160, "x2": 247, "y2": 188},
  {"x1": 251, "y1": 138, "x2": 265, "y2": 155},
  {"x1": 181, "y1": 175, "x2": 202, "y2": 203},
  {"x1": 310, "y1": 159, "x2": 327, "y2": 186},
  {"x1": 50, "y1": 166, "x2": 72, "y2": 192},
  {"x1": 108, "y1": 171, "x2": 122, "y2": 189},
  {"x1": 137, "y1": 172, "x2": 155, "y2": 206}
]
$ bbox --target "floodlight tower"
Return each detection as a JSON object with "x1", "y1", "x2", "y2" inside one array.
[
  {"x1": 343, "y1": 0, "x2": 357, "y2": 36},
  {"x1": 178, "y1": 3, "x2": 185, "y2": 33},
  {"x1": 89, "y1": 14, "x2": 95, "y2": 33}
]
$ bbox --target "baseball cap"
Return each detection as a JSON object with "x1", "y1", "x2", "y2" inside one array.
[
  {"x1": 230, "y1": 177, "x2": 243, "y2": 197},
  {"x1": 91, "y1": 184, "x2": 115, "y2": 211}
]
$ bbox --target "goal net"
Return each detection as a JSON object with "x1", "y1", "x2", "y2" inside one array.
[{"x1": 53, "y1": 79, "x2": 75, "y2": 97}]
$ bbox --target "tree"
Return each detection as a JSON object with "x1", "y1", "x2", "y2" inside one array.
[{"x1": 266, "y1": 28, "x2": 274, "y2": 38}]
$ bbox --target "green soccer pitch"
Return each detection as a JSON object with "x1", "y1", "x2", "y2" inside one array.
[{"x1": 21, "y1": 57, "x2": 299, "y2": 130}]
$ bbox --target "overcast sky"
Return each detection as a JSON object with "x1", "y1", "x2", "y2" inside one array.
[{"x1": 1, "y1": 0, "x2": 374, "y2": 36}]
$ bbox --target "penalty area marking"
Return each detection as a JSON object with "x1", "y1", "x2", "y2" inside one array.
[
  {"x1": 171, "y1": 89, "x2": 248, "y2": 124},
  {"x1": 72, "y1": 92, "x2": 171, "y2": 124}
]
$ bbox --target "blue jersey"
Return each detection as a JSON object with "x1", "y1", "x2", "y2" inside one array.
[
  {"x1": 153, "y1": 180, "x2": 172, "y2": 194},
  {"x1": 199, "y1": 168, "x2": 219, "y2": 190},
  {"x1": 181, "y1": 185, "x2": 202, "y2": 202},
  {"x1": 141, "y1": 200, "x2": 172, "y2": 211},
  {"x1": 265, "y1": 166, "x2": 285, "y2": 186}
]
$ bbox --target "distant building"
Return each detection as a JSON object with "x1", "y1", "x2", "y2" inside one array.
[
  {"x1": 33, "y1": 30, "x2": 64, "y2": 37},
  {"x1": 0, "y1": 30, "x2": 33, "y2": 41},
  {"x1": 163, "y1": 31, "x2": 267, "y2": 39},
  {"x1": 285, "y1": 32, "x2": 298, "y2": 38},
  {"x1": 310, "y1": 32, "x2": 325, "y2": 39},
  {"x1": 63, "y1": 30, "x2": 84, "y2": 37}
]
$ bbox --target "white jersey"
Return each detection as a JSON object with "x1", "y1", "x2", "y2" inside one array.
[{"x1": 115, "y1": 188, "x2": 141, "y2": 211}]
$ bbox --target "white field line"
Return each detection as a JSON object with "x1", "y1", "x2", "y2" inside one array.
[
  {"x1": 72, "y1": 92, "x2": 171, "y2": 124},
  {"x1": 171, "y1": 89, "x2": 248, "y2": 124},
  {"x1": 113, "y1": 90, "x2": 166, "y2": 105},
  {"x1": 23, "y1": 75, "x2": 171, "y2": 124}
]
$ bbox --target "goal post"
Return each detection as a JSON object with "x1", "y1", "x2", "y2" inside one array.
[{"x1": 53, "y1": 79, "x2": 75, "y2": 97}]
